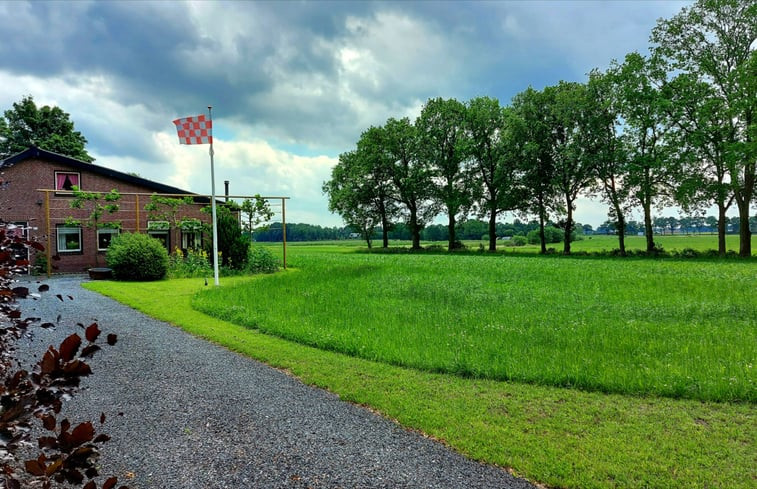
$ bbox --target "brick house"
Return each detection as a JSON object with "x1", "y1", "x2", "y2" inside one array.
[{"x1": 0, "y1": 146, "x2": 217, "y2": 274}]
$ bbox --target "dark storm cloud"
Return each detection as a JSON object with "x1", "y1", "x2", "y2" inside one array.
[{"x1": 1, "y1": 1, "x2": 694, "y2": 155}]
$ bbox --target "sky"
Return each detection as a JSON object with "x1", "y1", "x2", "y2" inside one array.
[{"x1": 0, "y1": 0, "x2": 696, "y2": 228}]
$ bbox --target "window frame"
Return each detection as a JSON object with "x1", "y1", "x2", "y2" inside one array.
[
  {"x1": 181, "y1": 230, "x2": 202, "y2": 250},
  {"x1": 97, "y1": 227, "x2": 119, "y2": 251},
  {"x1": 54, "y1": 171, "x2": 81, "y2": 194},
  {"x1": 56, "y1": 225, "x2": 82, "y2": 253}
]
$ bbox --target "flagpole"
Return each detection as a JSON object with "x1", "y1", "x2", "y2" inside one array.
[{"x1": 208, "y1": 105, "x2": 220, "y2": 286}]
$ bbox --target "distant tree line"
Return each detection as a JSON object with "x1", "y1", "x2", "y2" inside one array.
[
  {"x1": 323, "y1": 0, "x2": 755, "y2": 257},
  {"x1": 254, "y1": 213, "x2": 754, "y2": 244}
]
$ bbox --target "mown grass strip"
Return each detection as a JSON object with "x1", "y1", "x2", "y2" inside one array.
[{"x1": 85, "y1": 277, "x2": 756, "y2": 489}]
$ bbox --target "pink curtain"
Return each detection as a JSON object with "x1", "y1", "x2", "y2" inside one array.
[{"x1": 56, "y1": 173, "x2": 78, "y2": 190}]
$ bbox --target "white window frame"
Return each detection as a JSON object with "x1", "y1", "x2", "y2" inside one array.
[
  {"x1": 181, "y1": 230, "x2": 202, "y2": 250},
  {"x1": 57, "y1": 226, "x2": 82, "y2": 253},
  {"x1": 97, "y1": 228, "x2": 119, "y2": 251},
  {"x1": 54, "y1": 171, "x2": 81, "y2": 193}
]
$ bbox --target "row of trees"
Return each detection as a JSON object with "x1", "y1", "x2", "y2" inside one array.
[
  {"x1": 323, "y1": 0, "x2": 755, "y2": 257},
  {"x1": 598, "y1": 215, "x2": 757, "y2": 236}
]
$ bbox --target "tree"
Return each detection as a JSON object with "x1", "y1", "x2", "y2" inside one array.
[
  {"x1": 416, "y1": 97, "x2": 471, "y2": 250},
  {"x1": 546, "y1": 81, "x2": 602, "y2": 254},
  {"x1": 324, "y1": 150, "x2": 380, "y2": 248},
  {"x1": 652, "y1": 0, "x2": 756, "y2": 256},
  {"x1": 587, "y1": 68, "x2": 633, "y2": 255},
  {"x1": 324, "y1": 125, "x2": 399, "y2": 249},
  {"x1": 511, "y1": 87, "x2": 558, "y2": 254},
  {"x1": 663, "y1": 73, "x2": 734, "y2": 254},
  {"x1": 356, "y1": 125, "x2": 400, "y2": 248},
  {"x1": 384, "y1": 117, "x2": 436, "y2": 250},
  {"x1": 0, "y1": 95, "x2": 94, "y2": 161},
  {"x1": 465, "y1": 97, "x2": 523, "y2": 251},
  {"x1": 614, "y1": 52, "x2": 676, "y2": 252},
  {"x1": 240, "y1": 194, "x2": 274, "y2": 240}
]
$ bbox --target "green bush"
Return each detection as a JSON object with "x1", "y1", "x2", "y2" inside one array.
[
  {"x1": 247, "y1": 246, "x2": 279, "y2": 274},
  {"x1": 510, "y1": 235, "x2": 528, "y2": 247},
  {"x1": 527, "y1": 226, "x2": 564, "y2": 244},
  {"x1": 205, "y1": 206, "x2": 249, "y2": 270},
  {"x1": 106, "y1": 232, "x2": 168, "y2": 281}
]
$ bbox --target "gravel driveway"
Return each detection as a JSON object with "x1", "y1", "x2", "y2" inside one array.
[{"x1": 17, "y1": 275, "x2": 535, "y2": 489}]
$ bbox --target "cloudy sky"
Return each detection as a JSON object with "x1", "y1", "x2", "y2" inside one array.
[{"x1": 0, "y1": 0, "x2": 693, "y2": 228}]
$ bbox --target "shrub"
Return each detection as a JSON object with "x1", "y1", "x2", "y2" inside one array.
[
  {"x1": 247, "y1": 246, "x2": 279, "y2": 274},
  {"x1": 527, "y1": 226, "x2": 564, "y2": 244},
  {"x1": 677, "y1": 247, "x2": 701, "y2": 258},
  {"x1": 510, "y1": 235, "x2": 527, "y2": 247},
  {"x1": 205, "y1": 206, "x2": 249, "y2": 270},
  {"x1": 106, "y1": 232, "x2": 168, "y2": 281},
  {"x1": 168, "y1": 247, "x2": 212, "y2": 278}
]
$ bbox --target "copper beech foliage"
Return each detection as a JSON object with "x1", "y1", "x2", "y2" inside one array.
[{"x1": 0, "y1": 224, "x2": 127, "y2": 488}]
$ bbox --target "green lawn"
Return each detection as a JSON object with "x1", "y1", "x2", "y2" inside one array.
[{"x1": 84, "y1": 244, "x2": 757, "y2": 489}]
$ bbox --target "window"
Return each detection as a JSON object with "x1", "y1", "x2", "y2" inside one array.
[
  {"x1": 147, "y1": 221, "x2": 170, "y2": 250},
  {"x1": 54, "y1": 171, "x2": 80, "y2": 192},
  {"x1": 57, "y1": 226, "x2": 82, "y2": 253},
  {"x1": 97, "y1": 228, "x2": 119, "y2": 251},
  {"x1": 181, "y1": 231, "x2": 202, "y2": 250}
]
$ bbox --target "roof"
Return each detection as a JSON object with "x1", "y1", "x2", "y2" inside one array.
[{"x1": 1, "y1": 146, "x2": 197, "y2": 196}]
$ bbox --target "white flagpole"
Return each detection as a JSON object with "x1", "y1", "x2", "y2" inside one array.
[{"x1": 208, "y1": 105, "x2": 220, "y2": 286}]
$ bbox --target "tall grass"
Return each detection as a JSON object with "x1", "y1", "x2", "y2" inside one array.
[{"x1": 193, "y1": 251, "x2": 756, "y2": 402}]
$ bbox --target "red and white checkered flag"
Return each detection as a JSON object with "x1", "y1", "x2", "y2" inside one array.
[{"x1": 173, "y1": 114, "x2": 213, "y2": 145}]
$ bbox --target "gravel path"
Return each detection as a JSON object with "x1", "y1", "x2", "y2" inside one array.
[{"x1": 17, "y1": 275, "x2": 535, "y2": 489}]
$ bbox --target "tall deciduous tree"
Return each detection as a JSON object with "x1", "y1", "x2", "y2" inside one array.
[
  {"x1": 356, "y1": 125, "x2": 400, "y2": 248},
  {"x1": 547, "y1": 81, "x2": 601, "y2": 254},
  {"x1": 0, "y1": 95, "x2": 94, "y2": 162},
  {"x1": 614, "y1": 52, "x2": 675, "y2": 253},
  {"x1": 663, "y1": 73, "x2": 734, "y2": 255},
  {"x1": 587, "y1": 69, "x2": 632, "y2": 256},
  {"x1": 416, "y1": 98, "x2": 470, "y2": 251},
  {"x1": 324, "y1": 150, "x2": 379, "y2": 248},
  {"x1": 384, "y1": 117, "x2": 435, "y2": 250},
  {"x1": 465, "y1": 97, "x2": 522, "y2": 251},
  {"x1": 511, "y1": 87, "x2": 557, "y2": 254},
  {"x1": 651, "y1": 0, "x2": 756, "y2": 256}
]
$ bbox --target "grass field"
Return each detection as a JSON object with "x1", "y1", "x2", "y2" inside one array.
[
  {"x1": 84, "y1": 239, "x2": 756, "y2": 488},
  {"x1": 194, "y1": 250, "x2": 755, "y2": 402}
]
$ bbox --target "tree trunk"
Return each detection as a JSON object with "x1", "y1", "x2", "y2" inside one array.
[
  {"x1": 717, "y1": 205, "x2": 727, "y2": 256},
  {"x1": 538, "y1": 200, "x2": 547, "y2": 254},
  {"x1": 735, "y1": 110, "x2": 754, "y2": 257},
  {"x1": 643, "y1": 200, "x2": 654, "y2": 252},
  {"x1": 488, "y1": 211, "x2": 497, "y2": 252},
  {"x1": 616, "y1": 211, "x2": 626, "y2": 257},
  {"x1": 447, "y1": 212, "x2": 457, "y2": 251},
  {"x1": 737, "y1": 198, "x2": 752, "y2": 257},
  {"x1": 410, "y1": 206, "x2": 421, "y2": 250},
  {"x1": 563, "y1": 198, "x2": 573, "y2": 255},
  {"x1": 381, "y1": 213, "x2": 389, "y2": 248}
]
